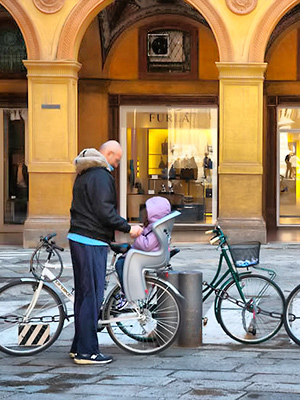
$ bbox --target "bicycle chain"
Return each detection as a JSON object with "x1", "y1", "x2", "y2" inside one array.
[{"x1": 202, "y1": 281, "x2": 282, "y2": 319}]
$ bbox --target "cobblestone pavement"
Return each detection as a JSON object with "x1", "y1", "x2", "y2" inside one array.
[{"x1": 0, "y1": 242, "x2": 299, "y2": 399}]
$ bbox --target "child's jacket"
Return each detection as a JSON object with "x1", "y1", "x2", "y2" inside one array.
[{"x1": 133, "y1": 196, "x2": 171, "y2": 252}]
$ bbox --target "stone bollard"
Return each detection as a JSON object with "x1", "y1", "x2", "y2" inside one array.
[
  {"x1": 159, "y1": 270, "x2": 203, "y2": 347},
  {"x1": 177, "y1": 271, "x2": 202, "y2": 347}
]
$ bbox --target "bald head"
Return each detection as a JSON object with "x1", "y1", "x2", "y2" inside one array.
[{"x1": 99, "y1": 140, "x2": 122, "y2": 169}]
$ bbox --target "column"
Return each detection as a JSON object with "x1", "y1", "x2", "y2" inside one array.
[
  {"x1": 23, "y1": 60, "x2": 81, "y2": 247},
  {"x1": 216, "y1": 62, "x2": 267, "y2": 243}
]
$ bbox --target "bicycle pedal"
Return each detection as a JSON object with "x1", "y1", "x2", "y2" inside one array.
[{"x1": 203, "y1": 317, "x2": 208, "y2": 326}]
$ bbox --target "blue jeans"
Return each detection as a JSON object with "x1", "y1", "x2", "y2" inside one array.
[{"x1": 69, "y1": 240, "x2": 107, "y2": 355}]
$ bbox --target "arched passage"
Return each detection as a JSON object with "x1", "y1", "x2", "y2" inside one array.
[
  {"x1": 57, "y1": 0, "x2": 233, "y2": 61},
  {"x1": 263, "y1": 2, "x2": 300, "y2": 237},
  {"x1": 249, "y1": 0, "x2": 300, "y2": 62},
  {"x1": 0, "y1": 0, "x2": 40, "y2": 59}
]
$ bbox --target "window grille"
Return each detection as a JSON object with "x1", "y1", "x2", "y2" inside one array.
[{"x1": 147, "y1": 29, "x2": 191, "y2": 73}]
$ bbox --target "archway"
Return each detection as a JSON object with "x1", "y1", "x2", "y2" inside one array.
[
  {"x1": 0, "y1": 2, "x2": 34, "y2": 244},
  {"x1": 75, "y1": 2, "x2": 220, "y2": 231},
  {"x1": 57, "y1": 0, "x2": 232, "y2": 61},
  {"x1": 249, "y1": 0, "x2": 300, "y2": 62},
  {"x1": 0, "y1": 0, "x2": 40, "y2": 59},
  {"x1": 263, "y1": 1, "x2": 300, "y2": 240}
]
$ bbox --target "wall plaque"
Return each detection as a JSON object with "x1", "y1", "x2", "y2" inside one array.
[
  {"x1": 33, "y1": 0, "x2": 65, "y2": 14},
  {"x1": 225, "y1": 0, "x2": 257, "y2": 15}
]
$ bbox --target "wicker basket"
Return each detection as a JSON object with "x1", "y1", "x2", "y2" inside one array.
[{"x1": 229, "y1": 242, "x2": 260, "y2": 268}]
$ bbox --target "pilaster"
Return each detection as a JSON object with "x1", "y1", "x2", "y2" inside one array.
[
  {"x1": 217, "y1": 62, "x2": 267, "y2": 243},
  {"x1": 23, "y1": 60, "x2": 81, "y2": 247}
]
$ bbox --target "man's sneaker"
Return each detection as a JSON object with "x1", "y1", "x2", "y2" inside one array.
[
  {"x1": 69, "y1": 352, "x2": 77, "y2": 359},
  {"x1": 74, "y1": 353, "x2": 113, "y2": 365}
]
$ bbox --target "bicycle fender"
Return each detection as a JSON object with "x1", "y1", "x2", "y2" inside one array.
[
  {"x1": 153, "y1": 276, "x2": 185, "y2": 302},
  {"x1": 100, "y1": 283, "x2": 119, "y2": 322}
]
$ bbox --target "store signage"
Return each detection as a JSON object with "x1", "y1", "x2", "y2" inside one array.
[{"x1": 149, "y1": 113, "x2": 190, "y2": 123}]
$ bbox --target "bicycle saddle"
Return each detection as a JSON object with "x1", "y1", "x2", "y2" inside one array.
[
  {"x1": 110, "y1": 243, "x2": 131, "y2": 254},
  {"x1": 123, "y1": 210, "x2": 181, "y2": 302}
]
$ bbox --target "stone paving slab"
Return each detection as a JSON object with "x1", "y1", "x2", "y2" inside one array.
[{"x1": 0, "y1": 244, "x2": 300, "y2": 399}]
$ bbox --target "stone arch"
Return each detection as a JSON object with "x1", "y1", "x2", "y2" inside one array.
[
  {"x1": 0, "y1": 0, "x2": 41, "y2": 59},
  {"x1": 57, "y1": 0, "x2": 233, "y2": 61},
  {"x1": 249, "y1": 0, "x2": 300, "y2": 62}
]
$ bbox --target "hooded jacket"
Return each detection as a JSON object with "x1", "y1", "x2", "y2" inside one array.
[
  {"x1": 69, "y1": 148, "x2": 131, "y2": 243},
  {"x1": 133, "y1": 196, "x2": 171, "y2": 252}
]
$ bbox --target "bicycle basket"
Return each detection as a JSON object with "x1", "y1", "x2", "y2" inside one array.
[{"x1": 229, "y1": 242, "x2": 260, "y2": 268}]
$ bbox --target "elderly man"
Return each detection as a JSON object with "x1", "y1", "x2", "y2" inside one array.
[{"x1": 68, "y1": 140, "x2": 142, "y2": 365}]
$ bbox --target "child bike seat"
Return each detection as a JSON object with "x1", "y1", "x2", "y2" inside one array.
[{"x1": 123, "y1": 210, "x2": 181, "y2": 302}]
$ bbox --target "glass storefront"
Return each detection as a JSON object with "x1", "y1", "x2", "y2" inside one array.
[
  {"x1": 278, "y1": 107, "x2": 300, "y2": 225},
  {"x1": 120, "y1": 106, "x2": 218, "y2": 224},
  {"x1": 3, "y1": 109, "x2": 28, "y2": 225}
]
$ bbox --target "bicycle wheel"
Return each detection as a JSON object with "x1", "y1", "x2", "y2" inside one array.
[
  {"x1": 216, "y1": 274, "x2": 284, "y2": 344},
  {"x1": 0, "y1": 279, "x2": 65, "y2": 356},
  {"x1": 102, "y1": 276, "x2": 181, "y2": 355},
  {"x1": 284, "y1": 284, "x2": 300, "y2": 345}
]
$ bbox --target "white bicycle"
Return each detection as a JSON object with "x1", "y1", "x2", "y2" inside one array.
[{"x1": 0, "y1": 212, "x2": 182, "y2": 357}]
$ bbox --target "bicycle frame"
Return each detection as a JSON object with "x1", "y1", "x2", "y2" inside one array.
[
  {"x1": 203, "y1": 228, "x2": 277, "y2": 307},
  {"x1": 202, "y1": 246, "x2": 248, "y2": 304},
  {"x1": 27, "y1": 258, "x2": 173, "y2": 327}
]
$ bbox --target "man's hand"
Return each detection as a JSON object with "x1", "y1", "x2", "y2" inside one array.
[{"x1": 130, "y1": 225, "x2": 143, "y2": 238}]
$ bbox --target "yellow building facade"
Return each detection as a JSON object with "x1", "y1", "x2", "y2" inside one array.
[{"x1": 1, "y1": 0, "x2": 300, "y2": 246}]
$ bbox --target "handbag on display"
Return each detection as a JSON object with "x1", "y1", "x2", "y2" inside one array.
[
  {"x1": 158, "y1": 157, "x2": 166, "y2": 169},
  {"x1": 161, "y1": 138, "x2": 168, "y2": 155},
  {"x1": 169, "y1": 165, "x2": 176, "y2": 180},
  {"x1": 180, "y1": 168, "x2": 195, "y2": 180}
]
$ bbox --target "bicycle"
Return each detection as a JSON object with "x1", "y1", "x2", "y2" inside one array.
[
  {"x1": 0, "y1": 211, "x2": 182, "y2": 357},
  {"x1": 202, "y1": 226, "x2": 285, "y2": 344},
  {"x1": 283, "y1": 283, "x2": 300, "y2": 346}
]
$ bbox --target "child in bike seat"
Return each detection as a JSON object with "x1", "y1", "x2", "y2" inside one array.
[{"x1": 115, "y1": 196, "x2": 171, "y2": 293}]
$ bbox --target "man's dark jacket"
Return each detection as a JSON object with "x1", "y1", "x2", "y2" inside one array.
[{"x1": 69, "y1": 148, "x2": 131, "y2": 243}]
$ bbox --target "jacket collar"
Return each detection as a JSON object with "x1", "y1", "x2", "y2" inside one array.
[{"x1": 74, "y1": 148, "x2": 110, "y2": 174}]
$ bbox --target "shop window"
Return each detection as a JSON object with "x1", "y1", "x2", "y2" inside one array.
[
  {"x1": 3, "y1": 109, "x2": 28, "y2": 224},
  {"x1": 120, "y1": 106, "x2": 218, "y2": 224},
  {"x1": 277, "y1": 107, "x2": 300, "y2": 225},
  {"x1": 139, "y1": 22, "x2": 198, "y2": 80}
]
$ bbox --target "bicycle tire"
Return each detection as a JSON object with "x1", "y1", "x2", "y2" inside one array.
[
  {"x1": 216, "y1": 274, "x2": 285, "y2": 344},
  {"x1": 102, "y1": 276, "x2": 181, "y2": 355},
  {"x1": 284, "y1": 283, "x2": 300, "y2": 346},
  {"x1": 0, "y1": 279, "x2": 65, "y2": 356}
]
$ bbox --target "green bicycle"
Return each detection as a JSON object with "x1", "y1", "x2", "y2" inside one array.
[{"x1": 202, "y1": 226, "x2": 285, "y2": 344}]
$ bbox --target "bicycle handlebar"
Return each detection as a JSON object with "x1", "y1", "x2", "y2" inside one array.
[
  {"x1": 205, "y1": 226, "x2": 228, "y2": 246},
  {"x1": 210, "y1": 236, "x2": 220, "y2": 245},
  {"x1": 39, "y1": 233, "x2": 64, "y2": 252},
  {"x1": 41, "y1": 233, "x2": 56, "y2": 242},
  {"x1": 53, "y1": 244, "x2": 64, "y2": 252}
]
